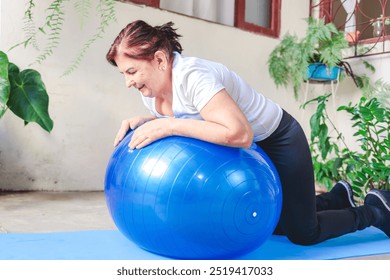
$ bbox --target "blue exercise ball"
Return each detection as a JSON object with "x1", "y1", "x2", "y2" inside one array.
[{"x1": 105, "y1": 131, "x2": 282, "y2": 259}]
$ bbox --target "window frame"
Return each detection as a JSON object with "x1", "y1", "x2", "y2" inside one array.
[
  {"x1": 120, "y1": 0, "x2": 281, "y2": 38},
  {"x1": 126, "y1": 0, "x2": 159, "y2": 8},
  {"x1": 235, "y1": 0, "x2": 281, "y2": 38}
]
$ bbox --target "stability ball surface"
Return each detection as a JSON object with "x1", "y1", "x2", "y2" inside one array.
[{"x1": 105, "y1": 131, "x2": 282, "y2": 259}]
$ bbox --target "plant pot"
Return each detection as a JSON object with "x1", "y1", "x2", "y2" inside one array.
[{"x1": 307, "y1": 63, "x2": 343, "y2": 82}]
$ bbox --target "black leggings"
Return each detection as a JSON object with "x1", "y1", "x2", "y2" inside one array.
[{"x1": 256, "y1": 110, "x2": 371, "y2": 245}]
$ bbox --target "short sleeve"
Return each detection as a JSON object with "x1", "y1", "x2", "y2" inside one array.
[{"x1": 182, "y1": 64, "x2": 225, "y2": 112}]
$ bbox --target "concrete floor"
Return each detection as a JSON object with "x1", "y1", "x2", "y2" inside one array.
[
  {"x1": 0, "y1": 191, "x2": 389, "y2": 260},
  {"x1": 0, "y1": 191, "x2": 116, "y2": 233}
]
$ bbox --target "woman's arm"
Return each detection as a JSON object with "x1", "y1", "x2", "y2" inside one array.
[{"x1": 129, "y1": 89, "x2": 254, "y2": 149}]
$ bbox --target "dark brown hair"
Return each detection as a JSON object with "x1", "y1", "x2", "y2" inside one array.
[{"x1": 106, "y1": 20, "x2": 183, "y2": 66}]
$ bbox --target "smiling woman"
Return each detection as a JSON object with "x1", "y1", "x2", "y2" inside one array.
[
  {"x1": 106, "y1": 21, "x2": 182, "y2": 110},
  {"x1": 105, "y1": 19, "x2": 390, "y2": 247},
  {"x1": 106, "y1": 20, "x2": 255, "y2": 150}
]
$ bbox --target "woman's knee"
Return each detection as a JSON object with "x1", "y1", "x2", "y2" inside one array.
[
  {"x1": 285, "y1": 230, "x2": 321, "y2": 246},
  {"x1": 280, "y1": 221, "x2": 321, "y2": 245}
]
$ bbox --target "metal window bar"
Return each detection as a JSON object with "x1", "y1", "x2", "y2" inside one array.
[{"x1": 310, "y1": 0, "x2": 389, "y2": 59}]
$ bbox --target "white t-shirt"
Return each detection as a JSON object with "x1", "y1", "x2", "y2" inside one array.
[{"x1": 141, "y1": 52, "x2": 283, "y2": 142}]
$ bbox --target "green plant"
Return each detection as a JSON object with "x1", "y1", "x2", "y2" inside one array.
[
  {"x1": 268, "y1": 17, "x2": 349, "y2": 98},
  {"x1": 0, "y1": 51, "x2": 53, "y2": 132},
  {"x1": 10, "y1": 0, "x2": 117, "y2": 75},
  {"x1": 268, "y1": 16, "x2": 389, "y2": 200},
  {"x1": 354, "y1": 61, "x2": 390, "y2": 107},
  {"x1": 340, "y1": 98, "x2": 389, "y2": 191},
  {"x1": 304, "y1": 94, "x2": 389, "y2": 200},
  {"x1": 304, "y1": 93, "x2": 347, "y2": 190}
]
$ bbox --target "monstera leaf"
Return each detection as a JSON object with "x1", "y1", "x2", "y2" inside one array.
[
  {"x1": 0, "y1": 51, "x2": 10, "y2": 118},
  {"x1": 0, "y1": 51, "x2": 53, "y2": 132}
]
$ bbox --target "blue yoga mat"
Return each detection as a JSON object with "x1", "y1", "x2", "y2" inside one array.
[{"x1": 1, "y1": 227, "x2": 389, "y2": 260}]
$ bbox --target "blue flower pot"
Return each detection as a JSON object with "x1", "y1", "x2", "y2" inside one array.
[{"x1": 307, "y1": 63, "x2": 343, "y2": 81}]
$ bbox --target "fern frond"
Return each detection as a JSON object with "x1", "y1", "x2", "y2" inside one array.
[
  {"x1": 304, "y1": 18, "x2": 348, "y2": 68},
  {"x1": 369, "y1": 79, "x2": 390, "y2": 106},
  {"x1": 363, "y1": 61, "x2": 376, "y2": 73},
  {"x1": 62, "y1": 0, "x2": 116, "y2": 76},
  {"x1": 22, "y1": 0, "x2": 40, "y2": 51},
  {"x1": 74, "y1": 0, "x2": 92, "y2": 29},
  {"x1": 267, "y1": 33, "x2": 309, "y2": 98},
  {"x1": 8, "y1": 0, "x2": 39, "y2": 52},
  {"x1": 35, "y1": 0, "x2": 69, "y2": 65}
]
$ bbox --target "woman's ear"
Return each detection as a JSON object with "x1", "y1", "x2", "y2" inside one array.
[{"x1": 154, "y1": 50, "x2": 168, "y2": 70}]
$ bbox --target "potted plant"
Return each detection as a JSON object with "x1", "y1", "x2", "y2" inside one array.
[
  {"x1": 268, "y1": 17, "x2": 349, "y2": 98},
  {"x1": 0, "y1": 50, "x2": 53, "y2": 132}
]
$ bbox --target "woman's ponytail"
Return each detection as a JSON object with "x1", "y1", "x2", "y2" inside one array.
[{"x1": 156, "y1": 22, "x2": 183, "y2": 54}]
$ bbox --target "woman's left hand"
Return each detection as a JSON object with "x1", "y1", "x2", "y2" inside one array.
[{"x1": 129, "y1": 118, "x2": 173, "y2": 149}]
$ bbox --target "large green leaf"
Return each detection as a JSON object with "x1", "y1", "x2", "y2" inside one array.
[
  {"x1": 0, "y1": 51, "x2": 10, "y2": 118},
  {"x1": 7, "y1": 66, "x2": 53, "y2": 132}
]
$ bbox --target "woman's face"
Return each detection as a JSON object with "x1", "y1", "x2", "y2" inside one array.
[{"x1": 115, "y1": 52, "x2": 169, "y2": 98}]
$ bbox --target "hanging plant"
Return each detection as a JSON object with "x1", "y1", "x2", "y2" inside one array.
[
  {"x1": 268, "y1": 17, "x2": 349, "y2": 98},
  {"x1": 10, "y1": 0, "x2": 117, "y2": 75}
]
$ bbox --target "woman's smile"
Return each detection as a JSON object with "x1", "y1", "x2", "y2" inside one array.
[{"x1": 137, "y1": 84, "x2": 145, "y2": 91}]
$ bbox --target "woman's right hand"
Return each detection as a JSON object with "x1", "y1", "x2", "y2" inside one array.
[{"x1": 113, "y1": 115, "x2": 156, "y2": 147}]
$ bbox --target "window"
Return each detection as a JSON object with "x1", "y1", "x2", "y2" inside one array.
[
  {"x1": 236, "y1": 0, "x2": 281, "y2": 37},
  {"x1": 120, "y1": 0, "x2": 281, "y2": 38},
  {"x1": 310, "y1": 0, "x2": 390, "y2": 57}
]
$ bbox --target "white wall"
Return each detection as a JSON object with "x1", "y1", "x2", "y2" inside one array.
[{"x1": 0, "y1": 0, "x2": 386, "y2": 191}]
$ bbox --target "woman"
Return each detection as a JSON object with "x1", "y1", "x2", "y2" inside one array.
[{"x1": 106, "y1": 20, "x2": 390, "y2": 245}]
